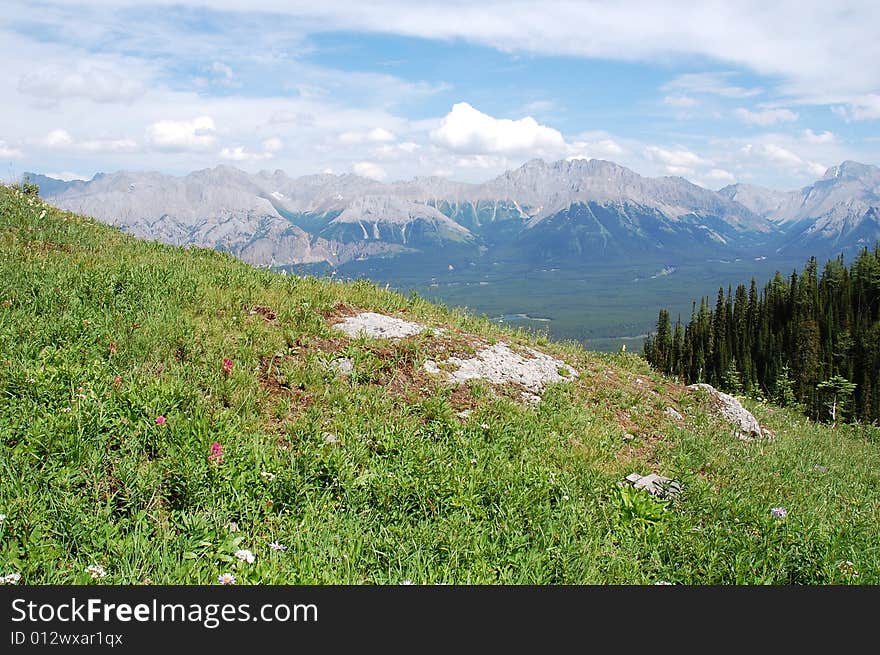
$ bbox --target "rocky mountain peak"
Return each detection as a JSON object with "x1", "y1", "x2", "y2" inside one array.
[{"x1": 823, "y1": 160, "x2": 878, "y2": 181}]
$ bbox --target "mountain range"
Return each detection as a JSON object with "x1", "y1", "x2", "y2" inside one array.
[{"x1": 28, "y1": 158, "x2": 880, "y2": 271}]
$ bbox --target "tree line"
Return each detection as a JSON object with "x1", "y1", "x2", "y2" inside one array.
[{"x1": 643, "y1": 246, "x2": 880, "y2": 424}]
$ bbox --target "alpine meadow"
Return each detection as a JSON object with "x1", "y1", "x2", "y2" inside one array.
[
  {"x1": 2, "y1": 183, "x2": 879, "y2": 585},
  {"x1": 2, "y1": 0, "x2": 880, "y2": 595}
]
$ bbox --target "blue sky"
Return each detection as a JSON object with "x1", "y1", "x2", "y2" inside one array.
[{"x1": 1, "y1": 1, "x2": 878, "y2": 189}]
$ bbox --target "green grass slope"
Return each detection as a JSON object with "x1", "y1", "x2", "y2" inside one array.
[{"x1": 1, "y1": 184, "x2": 879, "y2": 585}]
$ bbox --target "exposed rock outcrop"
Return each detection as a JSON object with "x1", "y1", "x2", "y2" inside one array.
[{"x1": 688, "y1": 383, "x2": 766, "y2": 441}]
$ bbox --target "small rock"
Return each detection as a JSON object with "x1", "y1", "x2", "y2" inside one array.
[
  {"x1": 455, "y1": 409, "x2": 472, "y2": 419},
  {"x1": 335, "y1": 312, "x2": 435, "y2": 339},
  {"x1": 813, "y1": 465, "x2": 827, "y2": 473},
  {"x1": 323, "y1": 432, "x2": 340, "y2": 446},
  {"x1": 664, "y1": 407, "x2": 683, "y2": 421},
  {"x1": 423, "y1": 360, "x2": 441, "y2": 374},
  {"x1": 624, "y1": 472, "x2": 681, "y2": 499},
  {"x1": 623, "y1": 432, "x2": 636, "y2": 442},
  {"x1": 520, "y1": 391, "x2": 542, "y2": 405},
  {"x1": 331, "y1": 357, "x2": 354, "y2": 376},
  {"x1": 635, "y1": 378, "x2": 644, "y2": 385}
]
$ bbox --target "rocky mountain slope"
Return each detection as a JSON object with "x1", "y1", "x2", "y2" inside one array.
[
  {"x1": 30, "y1": 158, "x2": 880, "y2": 270},
  {"x1": 720, "y1": 160, "x2": 880, "y2": 253}
]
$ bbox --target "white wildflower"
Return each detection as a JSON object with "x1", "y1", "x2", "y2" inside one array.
[
  {"x1": 217, "y1": 573, "x2": 236, "y2": 585},
  {"x1": 1, "y1": 573, "x2": 22, "y2": 585},
  {"x1": 86, "y1": 564, "x2": 107, "y2": 579},
  {"x1": 234, "y1": 549, "x2": 255, "y2": 564},
  {"x1": 268, "y1": 541, "x2": 287, "y2": 552},
  {"x1": 260, "y1": 472, "x2": 276, "y2": 481}
]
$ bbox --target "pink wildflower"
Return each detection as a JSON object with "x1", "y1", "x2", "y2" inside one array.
[
  {"x1": 222, "y1": 358, "x2": 234, "y2": 374},
  {"x1": 208, "y1": 441, "x2": 224, "y2": 464},
  {"x1": 155, "y1": 415, "x2": 166, "y2": 426}
]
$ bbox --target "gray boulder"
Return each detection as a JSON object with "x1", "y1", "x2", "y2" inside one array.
[{"x1": 688, "y1": 383, "x2": 765, "y2": 441}]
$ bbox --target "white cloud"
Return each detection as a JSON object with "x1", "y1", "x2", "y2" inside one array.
[
  {"x1": 219, "y1": 146, "x2": 274, "y2": 161},
  {"x1": 566, "y1": 137, "x2": 625, "y2": 161},
  {"x1": 373, "y1": 141, "x2": 420, "y2": 159},
  {"x1": 802, "y1": 129, "x2": 835, "y2": 144},
  {"x1": 645, "y1": 145, "x2": 712, "y2": 173},
  {"x1": 339, "y1": 127, "x2": 396, "y2": 144},
  {"x1": 146, "y1": 117, "x2": 216, "y2": 151},
  {"x1": 211, "y1": 62, "x2": 235, "y2": 84},
  {"x1": 77, "y1": 138, "x2": 137, "y2": 152},
  {"x1": 18, "y1": 62, "x2": 144, "y2": 104},
  {"x1": 663, "y1": 72, "x2": 762, "y2": 99},
  {"x1": 454, "y1": 155, "x2": 506, "y2": 169},
  {"x1": 833, "y1": 94, "x2": 880, "y2": 121},
  {"x1": 45, "y1": 171, "x2": 89, "y2": 181},
  {"x1": 739, "y1": 143, "x2": 826, "y2": 178},
  {"x1": 352, "y1": 161, "x2": 387, "y2": 180},
  {"x1": 44, "y1": 129, "x2": 74, "y2": 147},
  {"x1": 663, "y1": 95, "x2": 698, "y2": 108},
  {"x1": 0, "y1": 140, "x2": 22, "y2": 158},
  {"x1": 734, "y1": 107, "x2": 799, "y2": 126},
  {"x1": 367, "y1": 127, "x2": 395, "y2": 142},
  {"x1": 108, "y1": 2, "x2": 874, "y2": 106},
  {"x1": 268, "y1": 111, "x2": 315, "y2": 126},
  {"x1": 706, "y1": 168, "x2": 736, "y2": 183},
  {"x1": 42, "y1": 129, "x2": 135, "y2": 152},
  {"x1": 262, "y1": 137, "x2": 283, "y2": 152},
  {"x1": 431, "y1": 102, "x2": 565, "y2": 155}
]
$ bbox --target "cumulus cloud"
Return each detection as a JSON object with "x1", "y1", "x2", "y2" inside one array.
[
  {"x1": 734, "y1": 107, "x2": 799, "y2": 126},
  {"x1": 44, "y1": 129, "x2": 74, "y2": 148},
  {"x1": 431, "y1": 102, "x2": 565, "y2": 156},
  {"x1": 18, "y1": 62, "x2": 144, "y2": 104},
  {"x1": 146, "y1": 117, "x2": 216, "y2": 151},
  {"x1": 352, "y1": 161, "x2": 387, "y2": 180},
  {"x1": 802, "y1": 129, "x2": 835, "y2": 144},
  {"x1": 42, "y1": 129, "x2": 136, "y2": 152}
]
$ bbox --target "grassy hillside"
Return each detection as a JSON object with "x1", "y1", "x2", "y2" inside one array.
[{"x1": 1, "y1": 183, "x2": 879, "y2": 585}]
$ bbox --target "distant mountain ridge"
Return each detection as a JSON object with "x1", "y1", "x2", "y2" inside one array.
[
  {"x1": 28, "y1": 158, "x2": 880, "y2": 269},
  {"x1": 719, "y1": 160, "x2": 880, "y2": 253}
]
